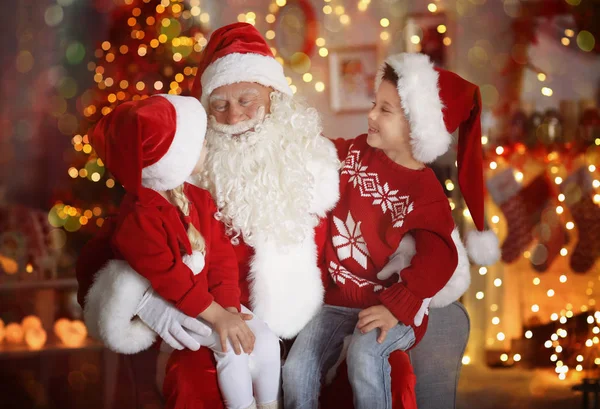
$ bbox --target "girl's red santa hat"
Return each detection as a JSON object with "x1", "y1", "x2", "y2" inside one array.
[
  {"x1": 191, "y1": 22, "x2": 292, "y2": 107},
  {"x1": 377, "y1": 53, "x2": 500, "y2": 266},
  {"x1": 89, "y1": 95, "x2": 207, "y2": 193}
]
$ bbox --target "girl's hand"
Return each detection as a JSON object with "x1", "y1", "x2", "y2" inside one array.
[
  {"x1": 199, "y1": 302, "x2": 256, "y2": 354},
  {"x1": 225, "y1": 306, "x2": 254, "y2": 321},
  {"x1": 213, "y1": 309, "x2": 256, "y2": 354}
]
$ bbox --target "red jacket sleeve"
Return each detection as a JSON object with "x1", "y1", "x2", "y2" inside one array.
[
  {"x1": 379, "y1": 200, "x2": 458, "y2": 326},
  {"x1": 204, "y1": 196, "x2": 241, "y2": 311},
  {"x1": 112, "y1": 208, "x2": 214, "y2": 317}
]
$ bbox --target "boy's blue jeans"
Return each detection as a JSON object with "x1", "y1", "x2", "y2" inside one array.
[{"x1": 282, "y1": 304, "x2": 415, "y2": 409}]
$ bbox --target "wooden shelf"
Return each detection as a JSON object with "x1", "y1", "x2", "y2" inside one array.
[
  {"x1": 0, "y1": 337, "x2": 104, "y2": 360},
  {"x1": 0, "y1": 278, "x2": 78, "y2": 292}
]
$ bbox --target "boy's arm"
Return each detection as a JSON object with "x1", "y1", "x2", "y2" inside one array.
[{"x1": 378, "y1": 202, "x2": 458, "y2": 327}]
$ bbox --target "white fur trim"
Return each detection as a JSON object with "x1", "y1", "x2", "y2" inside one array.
[
  {"x1": 430, "y1": 228, "x2": 471, "y2": 308},
  {"x1": 200, "y1": 53, "x2": 292, "y2": 108},
  {"x1": 307, "y1": 137, "x2": 341, "y2": 217},
  {"x1": 376, "y1": 53, "x2": 452, "y2": 163},
  {"x1": 84, "y1": 260, "x2": 156, "y2": 354},
  {"x1": 466, "y1": 229, "x2": 500, "y2": 266},
  {"x1": 182, "y1": 251, "x2": 205, "y2": 276},
  {"x1": 249, "y1": 232, "x2": 324, "y2": 339},
  {"x1": 141, "y1": 95, "x2": 207, "y2": 191}
]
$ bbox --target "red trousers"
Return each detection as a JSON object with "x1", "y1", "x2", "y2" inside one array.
[{"x1": 163, "y1": 347, "x2": 417, "y2": 409}]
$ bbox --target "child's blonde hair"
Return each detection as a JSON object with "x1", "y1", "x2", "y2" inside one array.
[{"x1": 168, "y1": 184, "x2": 206, "y2": 254}]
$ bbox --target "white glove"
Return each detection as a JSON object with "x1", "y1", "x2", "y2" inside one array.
[
  {"x1": 377, "y1": 234, "x2": 416, "y2": 281},
  {"x1": 414, "y1": 297, "x2": 432, "y2": 327},
  {"x1": 135, "y1": 288, "x2": 212, "y2": 351}
]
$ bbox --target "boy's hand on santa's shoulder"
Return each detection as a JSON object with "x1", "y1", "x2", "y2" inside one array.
[{"x1": 357, "y1": 305, "x2": 399, "y2": 344}]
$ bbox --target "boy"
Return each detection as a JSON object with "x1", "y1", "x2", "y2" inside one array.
[{"x1": 283, "y1": 53, "x2": 499, "y2": 409}]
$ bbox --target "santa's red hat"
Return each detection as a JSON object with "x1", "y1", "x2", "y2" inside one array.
[
  {"x1": 377, "y1": 53, "x2": 500, "y2": 266},
  {"x1": 90, "y1": 95, "x2": 207, "y2": 193},
  {"x1": 191, "y1": 22, "x2": 292, "y2": 107}
]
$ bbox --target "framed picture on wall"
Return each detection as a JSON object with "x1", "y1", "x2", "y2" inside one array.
[
  {"x1": 328, "y1": 45, "x2": 379, "y2": 113},
  {"x1": 404, "y1": 12, "x2": 448, "y2": 67}
]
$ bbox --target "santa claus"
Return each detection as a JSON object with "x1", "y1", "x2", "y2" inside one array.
[{"x1": 76, "y1": 23, "x2": 471, "y2": 409}]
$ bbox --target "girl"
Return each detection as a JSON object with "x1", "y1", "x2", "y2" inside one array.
[
  {"x1": 283, "y1": 53, "x2": 499, "y2": 409},
  {"x1": 89, "y1": 94, "x2": 281, "y2": 409}
]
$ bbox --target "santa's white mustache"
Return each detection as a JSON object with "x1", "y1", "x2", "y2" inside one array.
[{"x1": 208, "y1": 106, "x2": 266, "y2": 136}]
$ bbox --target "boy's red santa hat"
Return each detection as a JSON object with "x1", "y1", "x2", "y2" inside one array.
[
  {"x1": 191, "y1": 22, "x2": 292, "y2": 107},
  {"x1": 90, "y1": 95, "x2": 207, "y2": 193},
  {"x1": 377, "y1": 53, "x2": 500, "y2": 266}
]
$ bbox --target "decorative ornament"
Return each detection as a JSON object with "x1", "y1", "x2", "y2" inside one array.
[
  {"x1": 539, "y1": 109, "x2": 563, "y2": 148},
  {"x1": 530, "y1": 208, "x2": 569, "y2": 272},
  {"x1": 55, "y1": 319, "x2": 87, "y2": 347},
  {"x1": 21, "y1": 315, "x2": 42, "y2": 333},
  {"x1": 5, "y1": 323, "x2": 24, "y2": 344},
  {"x1": 487, "y1": 169, "x2": 554, "y2": 263},
  {"x1": 53, "y1": 317, "x2": 70, "y2": 338},
  {"x1": 578, "y1": 100, "x2": 600, "y2": 145},
  {"x1": 271, "y1": 0, "x2": 317, "y2": 64},
  {"x1": 24, "y1": 327, "x2": 47, "y2": 350},
  {"x1": 525, "y1": 111, "x2": 544, "y2": 148},
  {"x1": 0, "y1": 254, "x2": 18, "y2": 275},
  {"x1": 508, "y1": 103, "x2": 528, "y2": 145},
  {"x1": 561, "y1": 167, "x2": 600, "y2": 273}
]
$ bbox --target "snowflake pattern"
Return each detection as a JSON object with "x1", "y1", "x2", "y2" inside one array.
[
  {"x1": 341, "y1": 153, "x2": 369, "y2": 188},
  {"x1": 332, "y1": 212, "x2": 370, "y2": 269},
  {"x1": 328, "y1": 261, "x2": 383, "y2": 292},
  {"x1": 342, "y1": 145, "x2": 414, "y2": 228}
]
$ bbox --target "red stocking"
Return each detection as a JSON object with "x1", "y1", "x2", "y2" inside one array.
[
  {"x1": 530, "y1": 207, "x2": 569, "y2": 272},
  {"x1": 487, "y1": 169, "x2": 554, "y2": 263},
  {"x1": 562, "y1": 167, "x2": 600, "y2": 273}
]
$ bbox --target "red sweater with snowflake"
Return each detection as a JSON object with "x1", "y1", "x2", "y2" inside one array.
[
  {"x1": 111, "y1": 183, "x2": 241, "y2": 318},
  {"x1": 324, "y1": 134, "x2": 458, "y2": 346}
]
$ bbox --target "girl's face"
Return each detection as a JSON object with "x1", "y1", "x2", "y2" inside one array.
[{"x1": 366, "y1": 80, "x2": 411, "y2": 156}]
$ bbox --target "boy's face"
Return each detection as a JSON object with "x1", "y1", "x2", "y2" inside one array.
[{"x1": 367, "y1": 80, "x2": 411, "y2": 155}]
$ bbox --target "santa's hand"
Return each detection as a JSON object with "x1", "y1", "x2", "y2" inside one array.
[
  {"x1": 376, "y1": 234, "x2": 416, "y2": 281},
  {"x1": 135, "y1": 288, "x2": 212, "y2": 351},
  {"x1": 414, "y1": 297, "x2": 432, "y2": 327}
]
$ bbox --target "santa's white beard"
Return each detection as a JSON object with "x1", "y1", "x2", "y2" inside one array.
[{"x1": 197, "y1": 92, "x2": 325, "y2": 248}]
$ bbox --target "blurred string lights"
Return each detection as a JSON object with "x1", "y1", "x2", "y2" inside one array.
[
  {"x1": 476, "y1": 136, "x2": 600, "y2": 379},
  {"x1": 443, "y1": 0, "x2": 599, "y2": 377}
]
